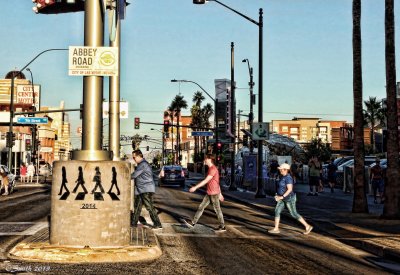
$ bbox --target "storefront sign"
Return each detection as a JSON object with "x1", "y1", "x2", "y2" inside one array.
[{"x1": 16, "y1": 84, "x2": 40, "y2": 110}]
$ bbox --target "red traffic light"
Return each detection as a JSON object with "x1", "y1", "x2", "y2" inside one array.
[
  {"x1": 134, "y1": 117, "x2": 140, "y2": 129},
  {"x1": 217, "y1": 142, "x2": 222, "y2": 149}
]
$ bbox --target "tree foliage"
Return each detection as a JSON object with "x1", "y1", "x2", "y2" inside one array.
[{"x1": 304, "y1": 138, "x2": 331, "y2": 162}]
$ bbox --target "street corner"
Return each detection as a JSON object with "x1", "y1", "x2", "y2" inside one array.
[
  {"x1": 7, "y1": 241, "x2": 162, "y2": 264},
  {"x1": 6, "y1": 227, "x2": 163, "y2": 264}
]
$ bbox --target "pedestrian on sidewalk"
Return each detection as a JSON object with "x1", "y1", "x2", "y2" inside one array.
[
  {"x1": 0, "y1": 167, "x2": 9, "y2": 195},
  {"x1": 268, "y1": 163, "x2": 313, "y2": 235},
  {"x1": 27, "y1": 163, "x2": 35, "y2": 183},
  {"x1": 20, "y1": 163, "x2": 27, "y2": 183},
  {"x1": 308, "y1": 156, "x2": 321, "y2": 196},
  {"x1": 327, "y1": 158, "x2": 337, "y2": 193},
  {"x1": 185, "y1": 154, "x2": 226, "y2": 232},
  {"x1": 131, "y1": 149, "x2": 162, "y2": 230},
  {"x1": 370, "y1": 158, "x2": 384, "y2": 204}
]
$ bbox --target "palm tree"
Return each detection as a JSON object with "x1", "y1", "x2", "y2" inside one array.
[
  {"x1": 352, "y1": 0, "x2": 368, "y2": 213},
  {"x1": 190, "y1": 91, "x2": 206, "y2": 162},
  {"x1": 168, "y1": 95, "x2": 188, "y2": 164},
  {"x1": 164, "y1": 110, "x2": 173, "y2": 161},
  {"x1": 201, "y1": 103, "x2": 214, "y2": 154},
  {"x1": 363, "y1": 96, "x2": 385, "y2": 153},
  {"x1": 382, "y1": 0, "x2": 400, "y2": 219}
]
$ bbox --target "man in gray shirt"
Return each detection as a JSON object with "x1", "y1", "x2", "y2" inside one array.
[{"x1": 131, "y1": 149, "x2": 162, "y2": 229}]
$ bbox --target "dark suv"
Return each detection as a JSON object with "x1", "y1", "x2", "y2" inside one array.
[{"x1": 159, "y1": 165, "x2": 186, "y2": 187}]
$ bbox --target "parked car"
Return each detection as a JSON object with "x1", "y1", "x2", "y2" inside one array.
[
  {"x1": 0, "y1": 165, "x2": 16, "y2": 194},
  {"x1": 337, "y1": 156, "x2": 377, "y2": 172},
  {"x1": 159, "y1": 165, "x2": 186, "y2": 187},
  {"x1": 182, "y1": 167, "x2": 189, "y2": 178},
  {"x1": 368, "y1": 159, "x2": 387, "y2": 168}
]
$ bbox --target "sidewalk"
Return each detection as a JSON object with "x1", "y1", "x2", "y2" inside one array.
[{"x1": 218, "y1": 179, "x2": 400, "y2": 262}]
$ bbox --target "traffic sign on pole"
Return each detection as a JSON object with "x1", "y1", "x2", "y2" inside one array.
[
  {"x1": 191, "y1": 131, "x2": 214, "y2": 137},
  {"x1": 17, "y1": 117, "x2": 48, "y2": 124}
]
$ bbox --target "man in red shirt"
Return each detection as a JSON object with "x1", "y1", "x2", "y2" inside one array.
[{"x1": 185, "y1": 154, "x2": 226, "y2": 232}]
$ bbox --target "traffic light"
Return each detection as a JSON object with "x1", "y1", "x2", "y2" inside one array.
[
  {"x1": 134, "y1": 117, "x2": 140, "y2": 129},
  {"x1": 163, "y1": 120, "x2": 170, "y2": 133},
  {"x1": 243, "y1": 135, "x2": 248, "y2": 147},
  {"x1": 26, "y1": 139, "x2": 32, "y2": 151},
  {"x1": 216, "y1": 142, "x2": 222, "y2": 158},
  {"x1": 6, "y1": 132, "x2": 12, "y2": 148},
  {"x1": 146, "y1": 146, "x2": 149, "y2": 151}
]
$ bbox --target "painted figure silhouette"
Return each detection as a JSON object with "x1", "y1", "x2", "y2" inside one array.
[
  {"x1": 108, "y1": 167, "x2": 120, "y2": 195},
  {"x1": 72, "y1": 166, "x2": 88, "y2": 194},
  {"x1": 91, "y1": 166, "x2": 105, "y2": 194},
  {"x1": 58, "y1": 166, "x2": 70, "y2": 195}
]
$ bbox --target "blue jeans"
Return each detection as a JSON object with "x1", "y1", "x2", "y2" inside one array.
[{"x1": 275, "y1": 194, "x2": 302, "y2": 220}]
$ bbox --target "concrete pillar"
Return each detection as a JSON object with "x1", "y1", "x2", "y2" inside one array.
[{"x1": 50, "y1": 160, "x2": 131, "y2": 247}]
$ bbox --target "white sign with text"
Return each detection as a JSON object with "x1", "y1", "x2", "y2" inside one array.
[{"x1": 68, "y1": 46, "x2": 119, "y2": 76}]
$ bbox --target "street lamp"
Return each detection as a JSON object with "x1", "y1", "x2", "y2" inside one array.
[
  {"x1": 151, "y1": 128, "x2": 165, "y2": 166},
  {"x1": 26, "y1": 68, "x2": 39, "y2": 184},
  {"x1": 170, "y1": 79, "x2": 219, "y2": 165},
  {"x1": 7, "y1": 48, "x2": 68, "y2": 171},
  {"x1": 193, "y1": 0, "x2": 265, "y2": 197},
  {"x1": 242, "y1": 58, "x2": 255, "y2": 153}
]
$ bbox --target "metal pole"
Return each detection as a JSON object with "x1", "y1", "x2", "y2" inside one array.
[
  {"x1": 109, "y1": 19, "x2": 121, "y2": 161},
  {"x1": 7, "y1": 76, "x2": 16, "y2": 170},
  {"x1": 162, "y1": 132, "x2": 165, "y2": 165},
  {"x1": 237, "y1": 109, "x2": 241, "y2": 151},
  {"x1": 229, "y1": 42, "x2": 237, "y2": 191},
  {"x1": 26, "y1": 68, "x2": 38, "y2": 182},
  {"x1": 255, "y1": 9, "x2": 266, "y2": 198},
  {"x1": 215, "y1": 98, "x2": 218, "y2": 166},
  {"x1": 72, "y1": 0, "x2": 110, "y2": 161},
  {"x1": 249, "y1": 66, "x2": 254, "y2": 153}
]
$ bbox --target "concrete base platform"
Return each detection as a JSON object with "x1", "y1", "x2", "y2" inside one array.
[{"x1": 7, "y1": 226, "x2": 161, "y2": 263}]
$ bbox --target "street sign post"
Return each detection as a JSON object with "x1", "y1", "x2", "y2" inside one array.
[
  {"x1": 252, "y1": 122, "x2": 269, "y2": 140},
  {"x1": 17, "y1": 117, "x2": 48, "y2": 124},
  {"x1": 191, "y1": 131, "x2": 214, "y2": 137}
]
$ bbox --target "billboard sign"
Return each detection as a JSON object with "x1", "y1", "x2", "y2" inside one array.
[{"x1": 16, "y1": 84, "x2": 40, "y2": 110}]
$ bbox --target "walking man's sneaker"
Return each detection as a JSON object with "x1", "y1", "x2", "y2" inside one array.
[
  {"x1": 215, "y1": 225, "x2": 226, "y2": 232},
  {"x1": 183, "y1": 219, "x2": 195, "y2": 229}
]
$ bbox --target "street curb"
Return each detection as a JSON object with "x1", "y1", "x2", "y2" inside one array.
[
  {"x1": 0, "y1": 187, "x2": 49, "y2": 202},
  {"x1": 6, "y1": 227, "x2": 162, "y2": 264}
]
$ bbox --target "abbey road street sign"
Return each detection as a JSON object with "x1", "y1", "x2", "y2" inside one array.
[{"x1": 17, "y1": 117, "x2": 48, "y2": 124}]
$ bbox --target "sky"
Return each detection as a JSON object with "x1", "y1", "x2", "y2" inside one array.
[{"x1": 0, "y1": 0, "x2": 399, "y2": 153}]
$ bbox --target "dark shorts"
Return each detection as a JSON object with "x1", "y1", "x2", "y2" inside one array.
[
  {"x1": 309, "y1": 176, "x2": 320, "y2": 186},
  {"x1": 328, "y1": 175, "x2": 337, "y2": 183},
  {"x1": 371, "y1": 179, "x2": 384, "y2": 193}
]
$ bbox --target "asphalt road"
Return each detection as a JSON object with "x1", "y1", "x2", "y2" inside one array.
[{"x1": 0, "y1": 179, "x2": 397, "y2": 274}]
